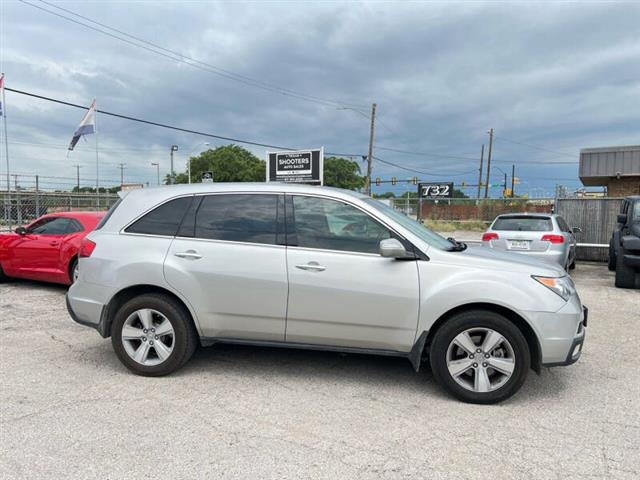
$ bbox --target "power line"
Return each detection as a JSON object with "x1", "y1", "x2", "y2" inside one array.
[
  {"x1": 375, "y1": 145, "x2": 478, "y2": 161},
  {"x1": 5, "y1": 87, "x2": 363, "y2": 157},
  {"x1": 494, "y1": 135, "x2": 576, "y2": 158},
  {"x1": 20, "y1": 0, "x2": 367, "y2": 110},
  {"x1": 372, "y1": 155, "x2": 476, "y2": 177}
]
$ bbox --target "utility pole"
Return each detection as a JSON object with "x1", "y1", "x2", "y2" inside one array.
[
  {"x1": 484, "y1": 128, "x2": 494, "y2": 199},
  {"x1": 117, "y1": 163, "x2": 126, "y2": 186},
  {"x1": 73, "y1": 165, "x2": 82, "y2": 192},
  {"x1": 151, "y1": 163, "x2": 160, "y2": 186},
  {"x1": 364, "y1": 103, "x2": 377, "y2": 196},
  {"x1": 511, "y1": 164, "x2": 515, "y2": 198},
  {"x1": 170, "y1": 145, "x2": 178, "y2": 185},
  {"x1": 503, "y1": 172, "x2": 508, "y2": 198},
  {"x1": 476, "y1": 144, "x2": 484, "y2": 200}
]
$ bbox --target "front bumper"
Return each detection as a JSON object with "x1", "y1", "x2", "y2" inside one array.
[{"x1": 541, "y1": 305, "x2": 587, "y2": 367}]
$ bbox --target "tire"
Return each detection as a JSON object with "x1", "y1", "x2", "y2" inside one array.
[
  {"x1": 0, "y1": 264, "x2": 9, "y2": 282},
  {"x1": 569, "y1": 259, "x2": 576, "y2": 270},
  {"x1": 614, "y1": 249, "x2": 638, "y2": 289},
  {"x1": 608, "y1": 239, "x2": 617, "y2": 271},
  {"x1": 429, "y1": 310, "x2": 530, "y2": 404},
  {"x1": 111, "y1": 293, "x2": 198, "y2": 376},
  {"x1": 69, "y1": 258, "x2": 79, "y2": 284}
]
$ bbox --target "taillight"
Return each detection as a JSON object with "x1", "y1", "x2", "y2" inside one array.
[
  {"x1": 482, "y1": 232, "x2": 499, "y2": 241},
  {"x1": 79, "y1": 239, "x2": 96, "y2": 257},
  {"x1": 541, "y1": 234, "x2": 564, "y2": 244}
]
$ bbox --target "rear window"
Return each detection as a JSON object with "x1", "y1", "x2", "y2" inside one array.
[
  {"x1": 95, "y1": 198, "x2": 122, "y2": 230},
  {"x1": 125, "y1": 196, "x2": 193, "y2": 236},
  {"x1": 195, "y1": 194, "x2": 278, "y2": 245},
  {"x1": 492, "y1": 216, "x2": 553, "y2": 232}
]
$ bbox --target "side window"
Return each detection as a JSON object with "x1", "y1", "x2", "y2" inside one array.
[
  {"x1": 556, "y1": 216, "x2": 570, "y2": 232},
  {"x1": 30, "y1": 217, "x2": 71, "y2": 235},
  {"x1": 125, "y1": 196, "x2": 193, "y2": 236},
  {"x1": 195, "y1": 194, "x2": 278, "y2": 245},
  {"x1": 291, "y1": 195, "x2": 391, "y2": 254},
  {"x1": 67, "y1": 219, "x2": 84, "y2": 233}
]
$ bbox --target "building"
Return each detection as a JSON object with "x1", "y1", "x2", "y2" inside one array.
[{"x1": 579, "y1": 145, "x2": 640, "y2": 197}]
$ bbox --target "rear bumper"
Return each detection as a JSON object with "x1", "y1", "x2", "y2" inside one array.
[
  {"x1": 483, "y1": 242, "x2": 567, "y2": 266},
  {"x1": 66, "y1": 291, "x2": 109, "y2": 338}
]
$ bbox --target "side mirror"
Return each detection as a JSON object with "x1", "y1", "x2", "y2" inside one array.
[
  {"x1": 617, "y1": 213, "x2": 627, "y2": 224},
  {"x1": 15, "y1": 227, "x2": 27, "y2": 235},
  {"x1": 571, "y1": 227, "x2": 582, "y2": 234},
  {"x1": 380, "y1": 238, "x2": 412, "y2": 259}
]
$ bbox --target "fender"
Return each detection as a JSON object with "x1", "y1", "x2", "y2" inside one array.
[
  {"x1": 621, "y1": 235, "x2": 640, "y2": 252},
  {"x1": 415, "y1": 266, "x2": 563, "y2": 342}
]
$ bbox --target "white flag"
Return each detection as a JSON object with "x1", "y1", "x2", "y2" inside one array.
[{"x1": 68, "y1": 99, "x2": 96, "y2": 151}]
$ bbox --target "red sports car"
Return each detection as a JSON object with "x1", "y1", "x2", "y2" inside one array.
[{"x1": 0, "y1": 211, "x2": 104, "y2": 285}]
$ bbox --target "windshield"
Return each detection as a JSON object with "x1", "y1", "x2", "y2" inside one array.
[
  {"x1": 364, "y1": 198, "x2": 454, "y2": 250},
  {"x1": 633, "y1": 202, "x2": 640, "y2": 221},
  {"x1": 492, "y1": 216, "x2": 553, "y2": 232}
]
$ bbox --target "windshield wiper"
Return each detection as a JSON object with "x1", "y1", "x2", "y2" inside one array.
[{"x1": 447, "y1": 237, "x2": 468, "y2": 252}]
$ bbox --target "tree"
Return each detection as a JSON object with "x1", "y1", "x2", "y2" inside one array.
[
  {"x1": 167, "y1": 145, "x2": 266, "y2": 184},
  {"x1": 452, "y1": 188, "x2": 468, "y2": 198},
  {"x1": 322, "y1": 157, "x2": 365, "y2": 190},
  {"x1": 373, "y1": 192, "x2": 396, "y2": 199}
]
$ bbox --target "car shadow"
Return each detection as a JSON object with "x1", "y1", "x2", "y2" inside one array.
[{"x1": 174, "y1": 342, "x2": 569, "y2": 404}]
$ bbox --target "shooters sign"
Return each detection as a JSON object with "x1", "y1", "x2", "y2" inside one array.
[{"x1": 267, "y1": 148, "x2": 323, "y2": 185}]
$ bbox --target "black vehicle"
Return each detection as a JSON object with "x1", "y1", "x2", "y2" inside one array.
[{"x1": 609, "y1": 196, "x2": 640, "y2": 288}]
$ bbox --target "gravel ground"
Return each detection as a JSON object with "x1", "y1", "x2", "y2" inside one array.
[{"x1": 1, "y1": 262, "x2": 639, "y2": 480}]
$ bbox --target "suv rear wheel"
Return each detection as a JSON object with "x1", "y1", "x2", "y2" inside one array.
[
  {"x1": 608, "y1": 238, "x2": 617, "y2": 271},
  {"x1": 430, "y1": 310, "x2": 530, "y2": 404},
  {"x1": 111, "y1": 294, "x2": 197, "y2": 376}
]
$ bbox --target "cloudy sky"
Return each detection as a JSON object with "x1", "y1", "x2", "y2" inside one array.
[{"x1": 1, "y1": 0, "x2": 639, "y2": 196}]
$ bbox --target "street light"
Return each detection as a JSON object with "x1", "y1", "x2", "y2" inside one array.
[
  {"x1": 494, "y1": 166, "x2": 508, "y2": 197},
  {"x1": 187, "y1": 142, "x2": 210, "y2": 184},
  {"x1": 151, "y1": 162, "x2": 160, "y2": 186},
  {"x1": 170, "y1": 145, "x2": 179, "y2": 184}
]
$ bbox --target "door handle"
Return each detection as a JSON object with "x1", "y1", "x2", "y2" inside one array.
[
  {"x1": 50, "y1": 241, "x2": 59, "y2": 246},
  {"x1": 295, "y1": 262, "x2": 326, "y2": 272},
  {"x1": 174, "y1": 251, "x2": 202, "y2": 260}
]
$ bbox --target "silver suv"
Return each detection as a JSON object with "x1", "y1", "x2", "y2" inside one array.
[{"x1": 67, "y1": 184, "x2": 587, "y2": 404}]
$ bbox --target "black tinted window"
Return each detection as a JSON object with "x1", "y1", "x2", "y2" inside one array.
[
  {"x1": 292, "y1": 196, "x2": 391, "y2": 254},
  {"x1": 556, "y1": 216, "x2": 570, "y2": 232},
  {"x1": 195, "y1": 194, "x2": 278, "y2": 245},
  {"x1": 126, "y1": 197, "x2": 193, "y2": 236},
  {"x1": 68, "y1": 219, "x2": 84, "y2": 233},
  {"x1": 30, "y1": 217, "x2": 71, "y2": 235},
  {"x1": 492, "y1": 216, "x2": 553, "y2": 232},
  {"x1": 95, "y1": 197, "x2": 122, "y2": 230}
]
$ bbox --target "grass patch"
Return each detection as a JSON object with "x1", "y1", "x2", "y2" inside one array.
[{"x1": 422, "y1": 219, "x2": 489, "y2": 232}]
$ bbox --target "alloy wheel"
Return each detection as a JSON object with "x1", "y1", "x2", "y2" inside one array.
[
  {"x1": 121, "y1": 309, "x2": 175, "y2": 366},
  {"x1": 446, "y1": 327, "x2": 516, "y2": 393}
]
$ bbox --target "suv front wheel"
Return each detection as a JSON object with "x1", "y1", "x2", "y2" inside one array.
[
  {"x1": 429, "y1": 310, "x2": 530, "y2": 404},
  {"x1": 111, "y1": 294, "x2": 198, "y2": 376}
]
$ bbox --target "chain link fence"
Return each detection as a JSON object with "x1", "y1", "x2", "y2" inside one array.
[
  {"x1": 1, "y1": 190, "x2": 119, "y2": 231},
  {"x1": 389, "y1": 197, "x2": 554, "y2": 226}
]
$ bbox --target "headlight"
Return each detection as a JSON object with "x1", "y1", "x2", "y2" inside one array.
[{"x1": 532, "y1": 275, "x2": 576, "y2": 301}]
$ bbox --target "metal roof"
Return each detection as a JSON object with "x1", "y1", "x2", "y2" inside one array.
[{"x1": 579, "y1": 145, "x2": 640, "y2": 186}]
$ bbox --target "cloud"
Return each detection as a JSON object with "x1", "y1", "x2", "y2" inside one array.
[{"x1": 1, "y1": 0, "x2": 639, "y2": 196}]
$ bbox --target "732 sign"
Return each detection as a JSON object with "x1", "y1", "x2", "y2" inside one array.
[{"x1": 418, "y1": 182, "x2": 454, "y2": 199}]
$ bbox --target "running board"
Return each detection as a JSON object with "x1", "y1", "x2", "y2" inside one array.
[{"x1": 200, "y1": 337, "x2": 411, "y2": 361}]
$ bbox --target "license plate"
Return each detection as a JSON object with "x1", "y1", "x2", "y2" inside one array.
[{"x1": 509, "y1": 240, "x2": 531, "y2": 250}]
